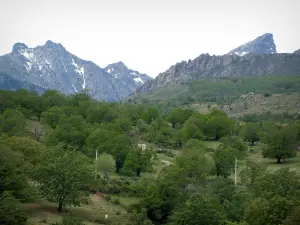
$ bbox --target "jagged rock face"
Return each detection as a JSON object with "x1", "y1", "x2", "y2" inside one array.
[
  {"x1": 0, "y1": 41, "x2": 151, "y2": 101},
  {"x1": 228, "y1": 33, "x2": 277, "y2": 56},
  {"x1": 137, "y1": 52, "x2": 300, "y2": 92},
  {"x1": 137, "y1": 34, "x2": 299, "y2": 93},
  {"x1": 104, "y1": 61, "x2": 151, "y2": 95}
]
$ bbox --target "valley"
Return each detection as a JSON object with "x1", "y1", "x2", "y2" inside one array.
[{"x1": 1, "y1": 32, "x2": 300, "y2": 225}]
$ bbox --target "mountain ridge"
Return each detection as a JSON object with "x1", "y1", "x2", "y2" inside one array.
[
  {"x1": 0, "y1": 41, "x2": 151, "y2": 101},
  {"x1": 137, "y1": 33, "x2": 300, "y2": 93}
]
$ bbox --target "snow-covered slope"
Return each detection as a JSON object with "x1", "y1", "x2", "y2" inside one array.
[
  {"x1": 105, "y1": 61, "x2": 151, "y2": 93},
  {"x1": 0, "y1": 41, "x2": 151, "y2": 101}
]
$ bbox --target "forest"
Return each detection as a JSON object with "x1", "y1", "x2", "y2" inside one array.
[{"x1": 1, "y1": 88, "x2": 300, "y2": 225}]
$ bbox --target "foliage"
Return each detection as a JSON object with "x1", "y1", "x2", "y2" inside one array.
[
  {"x1": 213, "y1": 147, "x2": 236, "y2": 177},
  {"x1": 176, "y1": 148, "x2": 215, "y2": 179},
  {"x1": 52, "y1": 213, "x2": 85, "y2": 225},
  {"x1": 175, "y1": 193, "x2": 225, "y2": 225},
  {"x1": 1, "y1": 136, "x2": 47, "y2": 165},
  {"x1": 34, "y1": 148, "x2": 95, "y2": 212},
  {"x1": 123, "y1": 146, "x2": 156, "y2": 176},
  {"x1": 240, "y1": 160, "x2": 267, "y2": 186},
  {"x1": 262, "y1": 125, "x2": 298, "y2": 163},
  {"x1": 0, "y1": 109, "x2": 26, "y2": 136},
  {"x1": 0, "y1": 144, "x2": 34, "y2": 202},
  {"x1": 219, "y1": 136, "x2": 247, "y2": 152},
  {"x1": 205, "y1": 115, "x2": 232, "y2": 140},
  {"x1": 0, "y1": 193, "x2": 28, "y2": 225},
  {"x1": 96, "y1": 153, "x2": 116, "y2": 179},
  {"x1": 241, "y1": 123, "x2": 260, "y2": 145}
]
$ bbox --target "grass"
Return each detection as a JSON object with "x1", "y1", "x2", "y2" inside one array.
[{"x1": 24, "y1": 194, "x2": 131, "y2": 225}]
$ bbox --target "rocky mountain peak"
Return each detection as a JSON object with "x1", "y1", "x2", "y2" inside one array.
[
  {"x1": 0, "y1": 41, "x2": 152, "y2": 101},
  {"x1": 104, "y1": 62, "x2": 152, "y2": 86},
  {"x1": 228, "y1": 33, "x2": 277, "y2": 56},
  {"x1": 12, "y1": 43, "x2": 28, "y2": 53}
]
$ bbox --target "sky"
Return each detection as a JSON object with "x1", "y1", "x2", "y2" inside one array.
[{"x1": 0, "y1": 0, "x2": 299, "y2": 77}]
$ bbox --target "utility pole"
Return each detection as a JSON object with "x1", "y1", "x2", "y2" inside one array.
[
  {"x1": 95, "y1": 150, "x2": 98, "y2": 180},
  {"x1": 234, "y1": 157, "x2": 237, "y2": 185}
]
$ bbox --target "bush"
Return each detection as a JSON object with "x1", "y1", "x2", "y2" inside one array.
[
  {"x1": 112, "y1": 198, "x2": 120, "y2": 205},
  {"x1": 105, "y1": 195, "x2": 111, "y2": 202},
  {"x1": 0, "y1": 194, "x2": 27, "y2": 225},
  {"x1": 51, "y1": 213, "x2": 85, "y2": 225}
]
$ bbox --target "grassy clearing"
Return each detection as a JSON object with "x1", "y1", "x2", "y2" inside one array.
[{"x1": 24, "y1": 195, "x2": 131, "y2": 225}]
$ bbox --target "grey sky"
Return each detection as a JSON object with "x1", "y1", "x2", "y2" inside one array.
[{"x1": 0, "y1": 0, "x2": 299, "y2": 77}]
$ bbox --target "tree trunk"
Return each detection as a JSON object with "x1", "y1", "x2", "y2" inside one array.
[
  {"x1": 136, "y1": 168, "x2": 141, "y2": 177},
  {"x1": 277, "y1": 157, "x2": 281, "y2": 164},
  {"x1": 57, "y1": 201, "x2": 63, "y2": 212},
  {"x1": 104, "y1": 169, "x2": 109, "y2": 179}
]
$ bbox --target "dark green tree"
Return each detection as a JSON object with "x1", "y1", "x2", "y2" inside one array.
[
  {"x1": 241, "y1": 123, "x2": 260, "y2": 145},
  {"x1": 262, "y1": 125, "x2": 298, "y2": 163},
  {"x1": 34, "y1": 148, "x2": 95, "y2": 212},
  {"x1": 176, "y1": 193, "x2": 225, "y2": 225},
  {"x1": 0, "y1": 109, "x2": 26, "y2": 136}
]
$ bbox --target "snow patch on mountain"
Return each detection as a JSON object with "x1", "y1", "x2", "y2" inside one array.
[{"x1": 134, "y1": 77, "x2": 144, "y2": 84}]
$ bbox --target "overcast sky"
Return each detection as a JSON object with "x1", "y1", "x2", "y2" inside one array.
[{"x1": 0, "y1": 0, "x2": 299, "y2": 77}]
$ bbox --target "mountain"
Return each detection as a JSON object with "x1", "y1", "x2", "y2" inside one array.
[
  {"x1": 137, "y1": 34, "x2": 300, "y2": 93},
  {"x1": 104, "y1": 61, "x2": 151, "y2": 94},
  {"x1": 294, "y1": 49, "x2": 300, "y2": 55},
  {"x1": 228, "y1": 33, "x2": 277, "y2": 56},
  {"x1": 0, "y1": 41, "x2": 151, "y2": 101}
]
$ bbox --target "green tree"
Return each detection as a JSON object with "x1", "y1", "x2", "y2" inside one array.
[
  {"x1": 181, "y1": 123, "x2": 204, "y2": 143},
  {"x1": 0, "y1": 193, "x2": 27, "y2": 225},
  {"x1": 213, "y1": 147, "x2": 236, "y2": 178},
  {"x1": 137, "y1": 165, "x2": 187, "y2": 223},
  {"x1": 241, "y1": 123, "x2": 260, "y2": 145},
  {"x1": 34, "y1": 148, "x2": 95, "y2": 212},
  {"x1": 212, "y1": 177, "x2": 235, "y2": 204},
  {"x1": 2, "y1": 136, "x2": 47, "y2": 165},
  {"x1": 219, "y1": 136, "x2": 247, "y2": 152},
  {"x1": 0, "y1": 109, "x2": 26, "y2": 136},
  {"x1": 176, "y1": 148, "x2": 214, "y2": 179},
  {"x1": 176, "y1": 193, "x2": 225, "y2": 225},
  {"x1": 46, "y1": 115, "x2": 88, "y2": 151},
  {"x1": 253, "y1": 168, "x2": 300, "y2": 200},
  {"x1": 41, "y1": 106, "x2": 66, "y2": 129},
  {"x1": 223, "y1": 191, "x2": 251, "y2": 223},
  {"x1": 123, "y1": 146, "x2": 156, "y2": 177},
  {"x1": 96, "y1": 153, "x2": 116, "y2": 179},
  {"x1": 240, "y1": 160, "x2": 267, "y2": 186},
  {"x1": 262, "y1": 125, "x2": 298, "y2": 163},
  {"x1": 168, "y1": 108, "x2": 192, "y2": 128},
  {"x1": 115, "y1": 118, "x2": 132, "y2": 132},
  {"x1": 84, "y1": 128, "x2": 118, "y2": 156},
  {"x1": 205, "y1": 115, "x2": 232, "y2": 140},
  {"x1": 283, "y1": 208, "x2": 300, "y2": 225},
  {"x1": 244, "y1": 197, "x2": 270, "y2": 225},
  {"x1": 0, "y1": 144, "x2": 33, "y2": 202}
]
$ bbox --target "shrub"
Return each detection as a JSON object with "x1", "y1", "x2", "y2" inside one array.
[
  {"x1": 105, "y1": 195, "x2": 111, "y2": 202},
  {"x1": 112, "y1": 198, "x2": 120, "y2": 205}
]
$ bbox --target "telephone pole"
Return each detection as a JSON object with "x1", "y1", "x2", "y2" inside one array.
[
  {"x1": 234, "y1": 157, "x2": 237, "y2": 185},
  {"x1": 95, "y1": 150, "x2": 98, "y2": 180}
]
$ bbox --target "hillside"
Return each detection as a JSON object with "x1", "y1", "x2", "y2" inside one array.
[
  {"x1": 137, "y1": 33, "x2": 300, "y2": 93},
  {"x1": 130, "y1": 75, "x2": 300, "y2": 117}
]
